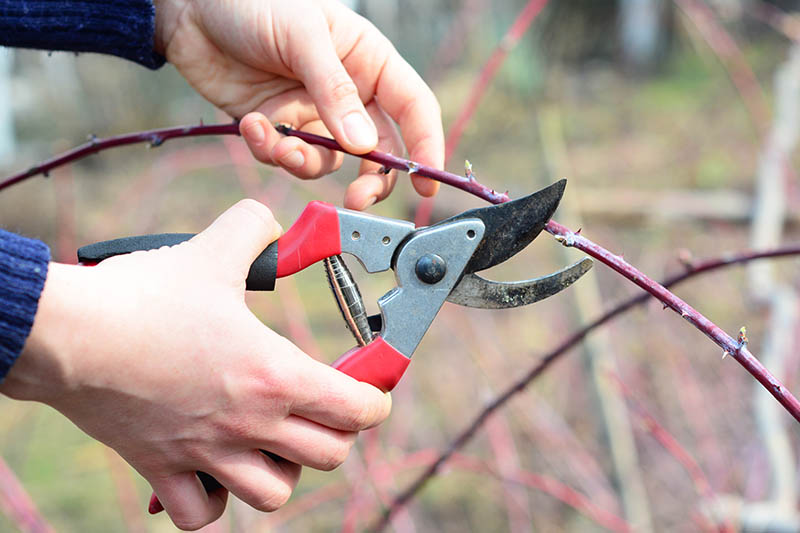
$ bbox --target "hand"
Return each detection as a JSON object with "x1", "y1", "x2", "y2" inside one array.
[
  {"x1": 1, "y1": 200, "x2": 392, "y2": 530},
  {"x1": 153, "y1": 0, "x2": 443, "y2": 211}
]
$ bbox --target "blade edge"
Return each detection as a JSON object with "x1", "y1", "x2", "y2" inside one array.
[{"x1": 446, "y1": 257, "x2": 593, "y2": 309}]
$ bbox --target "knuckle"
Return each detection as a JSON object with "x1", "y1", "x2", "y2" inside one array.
[
  {"x1": 254, "y1": 484, "x2": 292, "y2": 512},
  {"x1": 320, "y1": 440, "x2": 352, "y2": 471},
  {"x1": 324, "y1": 73, "x2": 360, "y2": 105},
  {"x1": 345, "y1": 400, "x2": 375, "y2": 430}
]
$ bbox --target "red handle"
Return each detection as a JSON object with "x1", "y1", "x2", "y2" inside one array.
[
  {"x1": 276, "y1": 201, "x2": 341, "y2": 277},
  {"x1": 332, "y1": 337, "x2": 411, "y2": 393}
]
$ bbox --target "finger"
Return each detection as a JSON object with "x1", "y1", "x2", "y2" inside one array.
[
  {"x1": 288, "y1": 17, "x2": 378, "y2": 153},
  {"x1": 341, "y1": 30, "x2": 443, "y2": 196},
  {"x1": 241, "y1": 112, "x2": 344, "y2": 179},
  {"x1": 344, "y1": 102, "x2": 403, "y2": 210},
  {"x1": 190, "y1": 199, "x2": 282, "y2": 271},
  {"x1": 210, "y1": 450, "x2": 301, "y2": 513},
  {"x1": 288, "y1": 356, "x2": 392, "y2": 432},
  {"x1": 248, "y1": 415, "x2": 357, "y2": 471},
  {"x1": 149, "y1": 472, "x2": 228, "y2": 530},
  {"x1": 270, "y1": 120, "x2": 344, "y2": 179}
]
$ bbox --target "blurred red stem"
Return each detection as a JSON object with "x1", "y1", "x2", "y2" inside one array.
[
  {"x1": 444, "y1": 0, "x2": 549, "y2": 163},
  {"x1": 675, "y1": 0, "x2": 770, "y2": 135}
]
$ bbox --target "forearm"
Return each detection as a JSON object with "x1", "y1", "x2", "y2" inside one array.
[{"x1": 0, "y1": 0, "x2": 165, "y2": 68}]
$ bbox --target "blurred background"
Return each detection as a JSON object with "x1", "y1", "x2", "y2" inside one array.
[{"x1": 2, "y1": 0, "x2": 800, "y2": 531}]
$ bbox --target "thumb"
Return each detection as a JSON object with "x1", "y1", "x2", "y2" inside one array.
[
  {"x1": 191, "y1": 199, "x2": 282, "y2": 270},
  {"x1": 289, "y1": 22, "x2": 378, "y2": 153}
]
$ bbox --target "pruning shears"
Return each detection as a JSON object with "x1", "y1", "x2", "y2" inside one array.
[
  {"x1": 77, "y1": 179, "x2": 592, "y2": 507},
  {"x1": 78, "y1": 178, "x2": 591, "y2": 390}
]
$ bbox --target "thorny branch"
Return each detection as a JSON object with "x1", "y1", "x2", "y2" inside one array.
[
  {"x1": 4, "y1": 123, "x2": 800, "y2": 523},
  {"x1": 0, "y1": 122, "x2": 240, "y2": 192}
]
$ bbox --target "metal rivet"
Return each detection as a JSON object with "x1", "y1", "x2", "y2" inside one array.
[
  {"x1": 415, "y1": 254, "x2": 447, "y2": 284},
  {"x1": 382, "y1": 236, "x2": 391, "y2": 245},
  {"x1": 352, "y1": 231, "x2": 361, "y2": 240},
  {"x1": 467, "y1": 229, "x2": 476, "y2": 239}
]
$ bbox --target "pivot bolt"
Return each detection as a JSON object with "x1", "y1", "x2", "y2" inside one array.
[{"x1": 415, "y1": 254, "x2": 447, "y2": 284}]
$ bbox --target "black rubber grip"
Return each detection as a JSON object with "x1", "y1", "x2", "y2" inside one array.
[{"x1": 77, "y1": 233, "x2": 279, "y2": 291}]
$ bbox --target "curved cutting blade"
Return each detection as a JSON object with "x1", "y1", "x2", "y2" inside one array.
[
  {"x1": 437, "y1": 179, "x2": 566, "y2": 274},
  {"x1": 446, "y1": 257, "x2": 593, "y2": 309}
]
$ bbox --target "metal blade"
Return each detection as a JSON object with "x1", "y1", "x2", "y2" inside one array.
[
  {"x1": 446, "y1": 257, "x2": 593, "y2": 309},
  {"x1": 437, "y1": 179, "x2": 566, "y2": 274}
]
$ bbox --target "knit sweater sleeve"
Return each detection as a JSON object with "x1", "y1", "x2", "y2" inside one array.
[
  {"x1": 0, "y1": 0, "x2": 165, "y2": 69},
  {"x1": 0, "y1": 230, "x2": 50, "y2": 381}
]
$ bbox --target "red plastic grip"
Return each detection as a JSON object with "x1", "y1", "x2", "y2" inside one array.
[
  {"x1": 332, "y1": 337, "x2": 411, "y2": 392},
  {"x1": 276, "y1": 201, "x2": 341, "y2": 278}
]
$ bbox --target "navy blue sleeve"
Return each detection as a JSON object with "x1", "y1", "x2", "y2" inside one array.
[
  {"x1": 0, "y1": 0, "x2": 165, "y2": 69},
  {"x1": 0, "y1": 230, "x2": 50, "y2": 381}
]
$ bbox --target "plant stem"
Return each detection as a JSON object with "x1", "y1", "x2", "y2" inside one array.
[{"x1": 0, "y1": 122, "x2": 239, "y2": 192}]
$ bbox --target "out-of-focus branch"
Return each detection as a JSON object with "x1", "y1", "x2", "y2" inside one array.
[
  {"x1": 374, "y1": 245, "x2": 800, "y2": 530},
  {"x1": 0, "y1": 455, "x2": 55, "y2": 533},
  {"x1": 706, "y1": 39, "x2": 800, "y2": 532},
  {"x1": 674, "y1": 0, "x2": 770, "y2": 135},
  {"x1": 415, "y1": 0, "x2": 548, "y2": 227},
  {"x1": 538, "y1": 106, "x2": 654, "y2": 532},
  {"x1": 443, "y1": 0, "x2": 549, "y2": 163}
]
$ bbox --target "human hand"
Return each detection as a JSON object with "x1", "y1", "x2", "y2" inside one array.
[
  {"x1": 153, "y1": 0, "x2": 443, "y2": 210},
  {"x1": 1, "y1": 200, "x2": 392, "y2": 530}
]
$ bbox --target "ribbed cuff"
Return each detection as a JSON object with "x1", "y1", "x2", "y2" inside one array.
[
  {"x1": 0, "y1": 230, "x2": 50, "y2": 381},
  {"x1": 0, "y1": 0, "x2": 166, "y2": 69}
]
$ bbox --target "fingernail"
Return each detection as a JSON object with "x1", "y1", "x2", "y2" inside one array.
[
  {"x1": 244, "y1": 121, "x2": 266, "y2": 144},
  {"x1": 279, "y1": 150, "x2": 305, "y2": 169},
  {"x1": 343, "y1": 112, "x2": 377, "y2": 149}
]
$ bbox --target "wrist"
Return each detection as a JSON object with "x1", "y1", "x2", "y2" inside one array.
[
  {"x1": 0, "y1": 263, "x2": 91, "y2": 404},
  {"x1": 153, "y1": 0, "x2": 193, "y2": 56}
]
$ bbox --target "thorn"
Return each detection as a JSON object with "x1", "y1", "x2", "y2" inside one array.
[
  {"x1": 662, "y1": 303, "x2": 669, "y2": 310},
  {"x1": 378, "y1": 166, "x2": 391, "y2": 175},
  {"x1": 87, "y1": 134, "x2": 98, "y2": 145},
  {"x1": 406, "y1": 161, "x2": 420, "y2": 174},
  {"x1": 149, "y1": 136, "x2": 164, "y2": 148},
  {"x1": 722, "y1": 350, "x2": 729, "y2": 360},
  {"x1": 678, "y1": 249, "x2": 694, "y2": 269},
  {"x1": 42, "y1": 171, "x2": 50, "y2": 178},
  {"x1": 576, "y1": 228, "x2": 582, "y2": 234},
  {"x1": 680, "y1": 310, "x2": 689, "y2": 317}
]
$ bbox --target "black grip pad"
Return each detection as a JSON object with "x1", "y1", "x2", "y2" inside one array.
[{"x1": 77, "y1": 233, "x2": 279, "y2": 291}]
